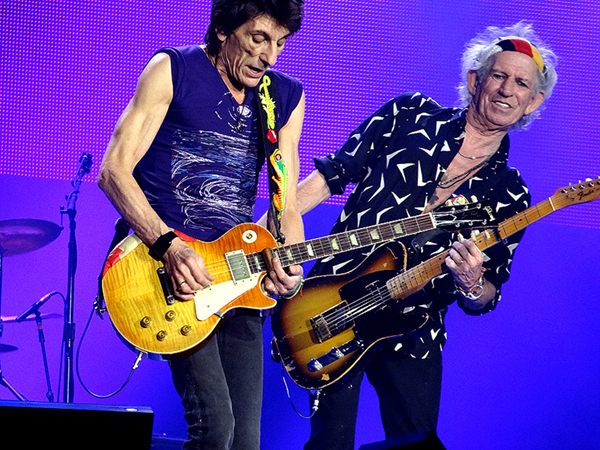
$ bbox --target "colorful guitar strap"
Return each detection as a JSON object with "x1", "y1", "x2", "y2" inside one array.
[{"x1": 257, "y1": 72, "x2": 287, "y2": 244}]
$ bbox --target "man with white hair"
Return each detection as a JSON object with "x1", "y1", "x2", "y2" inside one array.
[{"x1": 293, "y1": 22, "x2": 557, "y2": 449}]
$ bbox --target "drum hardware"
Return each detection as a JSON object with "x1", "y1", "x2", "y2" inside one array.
[
  {"x1": 0, "y1": 152, "x2": 92, "y2": 403},
  {"x1": 0, "y1": 218, "x2": 62, "y2": 401},
  {"x1": 0, "y1": 343, "x2": 18, "y2": 353}
]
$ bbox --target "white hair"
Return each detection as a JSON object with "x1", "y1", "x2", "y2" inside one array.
[{"x1": 457, "y1": 22, "x2": 558, "y2": 130}]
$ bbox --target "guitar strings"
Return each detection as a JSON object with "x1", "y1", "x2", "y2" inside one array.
[
  {"x1": 315, "y1": 255, "x2": 448, "y2": 330},
  {"x1": 185, "y1": 214, "x2": 436, "y2": 279},
  {"x1": 180, "y1": 206, "x2": 480, "y2": 285}
]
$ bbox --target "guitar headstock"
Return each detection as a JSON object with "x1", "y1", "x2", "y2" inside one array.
[
  {"x1": 554, "y1": 177, "x2": 600, "y2": 206},
  {"x1": 434, "y1": 200, "x2": 496, "y2": 228}
]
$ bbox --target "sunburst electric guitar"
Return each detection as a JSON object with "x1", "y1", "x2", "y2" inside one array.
[
  {"x1": 101, "y1": 203, "x2": 491, "y2": 356},
  {"x1": 271, "y1": 177, "x2": 600, "y2": 390}
]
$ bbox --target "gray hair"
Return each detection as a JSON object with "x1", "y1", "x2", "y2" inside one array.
[{"x1": 457, "y1": 22, "x2": 558, "y2": 130}]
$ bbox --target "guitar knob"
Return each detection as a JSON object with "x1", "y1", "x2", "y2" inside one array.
[
  {"x1": 140, "y1": 316, "x2": 152, "y2": 328},
  {"x1": 156, "y1": 330, "x2": 168, "y2": 341},
  {"x1": 165, "y1": 310, "x2": 177, "y2": 321},
  {"x1": 180, "y1": 325, "x2": 192, "y2": 336}
]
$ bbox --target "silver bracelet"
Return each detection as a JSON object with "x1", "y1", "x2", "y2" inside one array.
[{"x1": 456, "y1": 276, "x2": 484, "y2": 300}]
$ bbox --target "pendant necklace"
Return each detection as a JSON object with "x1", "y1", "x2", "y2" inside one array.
[
  {"x1": 458, "y1": 150, "x2": 488, "y2": 160},
  {"x1": 231, "y1": 98, "x2": 249, "y2": 133}
]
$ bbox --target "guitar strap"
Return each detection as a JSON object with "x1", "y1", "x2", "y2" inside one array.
[{"x1": 256, "y1": 71, "x2": 287, "y2": 245}]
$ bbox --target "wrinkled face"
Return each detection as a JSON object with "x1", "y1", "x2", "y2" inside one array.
[
  {"x1": 217, "y1": 14, "x2": 290, "y2": 90},
  {"x1": 468, "y1": 51, "x2": 545, "y2": 132}
]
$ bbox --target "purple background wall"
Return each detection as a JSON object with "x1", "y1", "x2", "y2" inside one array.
[{"x1": 1, "y1": 1, "x2": 599, "y2": 448}]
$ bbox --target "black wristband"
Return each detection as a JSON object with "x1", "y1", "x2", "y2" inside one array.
[{"x1": 150, "y1": 231, "x2": 178, "y2": 258}]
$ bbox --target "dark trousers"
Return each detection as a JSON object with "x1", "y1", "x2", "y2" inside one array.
[
  {"x1": 305, "y1": 348, "x2": 443, "y2": 450},
  {"x1": 170, "y1": 314, "x2": 264, "y2": 450}
]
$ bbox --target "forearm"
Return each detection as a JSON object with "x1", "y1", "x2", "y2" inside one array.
[
  {"x1": 279, "y1": 204, "x2": 304, "y2": 244},
  {"x1": 297, "y1": 170, "x2": 332, "y2": 215},
  {"x1": 258, "y1": 169, "x2": 331, "y2": 235},
  {"x1": 98, "y1": 163, "x2": 170, "y2": 246}
]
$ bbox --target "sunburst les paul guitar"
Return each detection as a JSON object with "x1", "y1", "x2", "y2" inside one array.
[
  {"x1": 101, "y1": 203, "x2": 491, "y2": 356},
  {"x1": 271, "y1": 177, "x2": 600, "y2": 390}
]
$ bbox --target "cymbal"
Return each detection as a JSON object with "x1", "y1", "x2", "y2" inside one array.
[
  {"x1": 0, "y1": 219, "x2": 62, "y2": 257},
  {"x1": 1, "y1": 312, "x2": 63, "y2": 323},
  {"x1": 0, "y1": 343, "x2": 18, "y2": 353}
]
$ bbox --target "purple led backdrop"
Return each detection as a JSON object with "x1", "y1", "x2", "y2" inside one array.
[{"x1": 1, "y1": 1, "x2": 599, "y2": 449}]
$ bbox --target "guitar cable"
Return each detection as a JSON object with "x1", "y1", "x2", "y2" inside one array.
[
  {"x1": 75, "y1": 298, "x2": 144, "y2": 398},
  {"x1": 280, "y1": 363, "x2": 321, "y2": 419}
]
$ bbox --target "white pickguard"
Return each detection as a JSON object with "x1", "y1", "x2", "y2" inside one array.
[{"x1": 193, "y1": 275, "x2": 262, "y2": 321}]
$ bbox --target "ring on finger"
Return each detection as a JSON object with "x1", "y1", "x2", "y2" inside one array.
[{"x1": 178, "y1": 280, "x2": 187, "y2": 287}]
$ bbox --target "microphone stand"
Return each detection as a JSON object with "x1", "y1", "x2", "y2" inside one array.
[
  {"x1": 35, "y1": 311, "x2": 54, "y2": 402},
  {"x1": 60, "y1": 152, "x2": 92, "y2": 403}
]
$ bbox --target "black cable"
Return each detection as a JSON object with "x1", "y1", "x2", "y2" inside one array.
[
  {"x1": 280, "y1": 363, "x2": 320, "y2": 419},
  {"x1": 75, "y1": 299, "x2": 143, "y2": 398}
]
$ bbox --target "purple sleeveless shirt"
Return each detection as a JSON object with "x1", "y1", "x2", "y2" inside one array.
[{"x1": 135, "y1": 45, "x2": 303, "y2": 241}]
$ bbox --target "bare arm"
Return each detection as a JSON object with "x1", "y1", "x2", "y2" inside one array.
[
  {"x1": 274, "y1": 91, "x2": 305, "y2": 245},
  {"x1": 297, "y1": 169, "x2": 333, "y2": 215},
  {"x1": 261, "y1": 92, "x2": 307, "y2": 296},
  {"x1": 257, "y1": 168, "x2": 333, "y2": 227},
  {"x1": 98, "y1": 53, "x2": 214, "y2": 299}
]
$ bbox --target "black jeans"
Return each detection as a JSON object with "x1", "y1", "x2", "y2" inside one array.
[
  {"x1": 170, "y1": 314, "x2": 264, "y2": 450},
  {"x1": 305, "y1": 348, "x2": 443, "y2": 450}
]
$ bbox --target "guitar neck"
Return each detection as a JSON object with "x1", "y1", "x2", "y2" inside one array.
[
  {"x1": 247, "y1": 213, "x2": 437, "y2": 274},
  {"x1": 386, "y1": 190, "x2": 587, "y2": 300}
]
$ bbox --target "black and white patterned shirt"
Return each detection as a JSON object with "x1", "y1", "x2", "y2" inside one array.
[{"x1": 311, "y1": 92, "x2": 531, "y2": 359}]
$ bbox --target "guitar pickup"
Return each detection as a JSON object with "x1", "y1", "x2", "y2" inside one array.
[
  {"x1": 307, "y1": 339, "x2": 363, "y2": 372},
  {"x1": 225, "y1": 250, "x2": 251, "y2": 285},
  {"x1": 310, "y1": 302, "x2": 353, "y2": 343}
]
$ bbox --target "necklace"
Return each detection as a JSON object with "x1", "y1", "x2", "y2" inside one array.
[
  {"x1": 438, "y1": 158, "x2": 490, "y2": 189},
  {"x1": 230, "y1": 100, "x2": 249, "y2": 133},
  {"x1": 458, "y1": 150, "x2": 488, "y2": 160}
]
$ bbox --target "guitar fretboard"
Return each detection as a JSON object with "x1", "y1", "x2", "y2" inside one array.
[
  {"x1": 386, "y1": 195, "x2": 568, "y2": 300},
  {"x1": 299, "y1": 178, "x2": 599, "y2": 326},
  {"x1": 245, "y1": 213, "x2": 438, "y2": 274}
]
